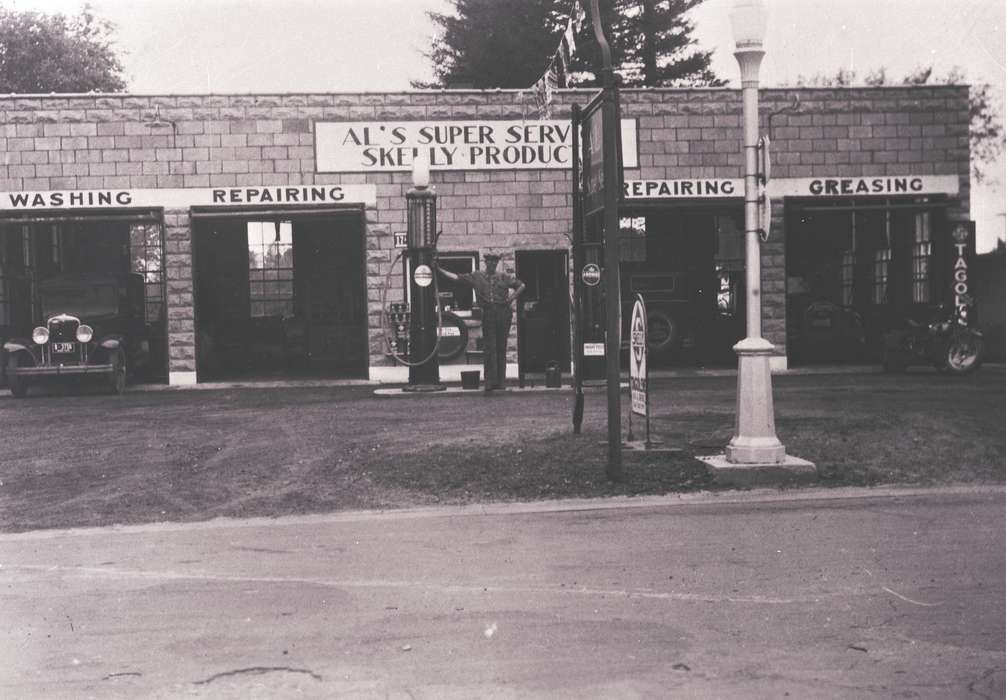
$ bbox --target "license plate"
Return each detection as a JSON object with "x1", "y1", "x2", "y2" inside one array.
[{"x1": 53, "y1": 342, "x2": 75, "y2": 353}]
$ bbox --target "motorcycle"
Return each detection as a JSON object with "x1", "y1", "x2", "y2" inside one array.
[{"x1": 881, "y1": 299, "x2": 985, "y2": 375}]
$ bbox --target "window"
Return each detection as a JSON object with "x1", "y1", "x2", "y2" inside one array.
[
  {"x1": 129, "y1": 223, "x2": 165, "y2": 321},
  {"x1": 247, "y1": 220, "x2": 294, "y2": 318},
  {"x1": 50, "y1": 225, "x2": 63, "y2": 267},
  {"x1": 619, "y1": 216, "x2": 647, "y2": 262},
  {"x1": 873, "y1": 248, "x2": 891, "y2": 304},
  {"x1": 911, "y1": 212, "x2": 932, "y2": 303},
  {"x1": 840, "y1": 250, "x2": 855, "y2": 307},
  {"x1": 415, "y1": 252, "x2": 477, "y2": 312}
]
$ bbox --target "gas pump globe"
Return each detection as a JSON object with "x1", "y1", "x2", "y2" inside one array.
[
  {"x1": 407, "y1": 155, "x2": 437, "y2": 249},
  {"x1": 403, "y1": 153, "x2": 445, "y2": 391}
]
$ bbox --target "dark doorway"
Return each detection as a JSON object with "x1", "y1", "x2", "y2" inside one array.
[
  {"x1": 194, "y1": 213, "x2": 367, "y2": 380},
  {"x1": 516, "y1": 250, "x2": 570, "y2": 374},
  {"x1": 0, "y1": 217, "x2": 168, "y2": 383},
  {"x1": 785, "y1": 201, "x2": 946, "y2": 365},
  {"x1": 620, "y1": 207, "x2": 745, "y2": 367}
]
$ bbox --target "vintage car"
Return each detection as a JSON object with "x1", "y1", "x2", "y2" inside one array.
[{"x1": 3, "y1": 273, "x2": 150, "y2": 397}]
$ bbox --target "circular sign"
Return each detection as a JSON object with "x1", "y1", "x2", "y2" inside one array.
[
  {"x1": 414, "y1": 264, "x2": 433, "y2": 287},
  {"x1": 952, "y1": 224, "x2": 969, "y2": 243},
  {"x1": 630, "y1": 299, "x2": 646, "y2": 371},
  {"x1": 581, "y1": 263, "x2": 601, "y2": 286}
]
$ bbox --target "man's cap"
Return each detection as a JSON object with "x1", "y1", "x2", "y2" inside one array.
[{"x1": 484, "y1": 252, "x2": 501, "y2": 261}]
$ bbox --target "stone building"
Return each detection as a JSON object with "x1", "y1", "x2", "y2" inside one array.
[{"x1": 0, "y1": 85, "x2": 973, "y2": 385}]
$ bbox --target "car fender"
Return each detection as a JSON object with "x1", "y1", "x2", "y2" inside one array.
[
  {"x1": 98, "y1": 335, "x2": 125, "y2": 351},
  {"x1": 91, "y1": 335, "x2": 125, "y2": 364},
  {"x1": 2, "y1": 339, "x2": 40, "y2": 365}
]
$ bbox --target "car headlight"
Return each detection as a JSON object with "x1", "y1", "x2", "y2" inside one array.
[
  {"x1": 32, "y1": 327, "x2": 49, "y2": 345},
  {"x1": 76, "y1": 325, "x2": 94, "y2": 343}
]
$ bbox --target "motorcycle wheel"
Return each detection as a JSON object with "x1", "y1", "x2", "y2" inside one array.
[{"x1": 943, "y1": 332, "x2": 984, "y2": 376}]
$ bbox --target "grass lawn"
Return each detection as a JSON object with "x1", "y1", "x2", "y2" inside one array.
[{"x1": 0, "y1": 369, "x2": 1003, "y2": 532}]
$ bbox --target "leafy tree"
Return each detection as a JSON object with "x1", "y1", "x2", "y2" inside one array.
[
  {"x1": 418, "y1": 0, "x2": 723, "y2": 89},
  {"x1": 570, "y1": 0, "x2": 724, "y2": 87},
  {"x1": 416, "y1": 0, "x2": 567, "y2": 89},
  {"x1": 0, "y1": 4, "x2": 126, "y2": 93},
  {"x1": 795, "y1": 66, "x2": 1004, "y2": 185}
]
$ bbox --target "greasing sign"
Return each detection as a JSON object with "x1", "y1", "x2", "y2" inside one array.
[{"x1": 629, "y1": 294, "x2": 647, "y2": 417}]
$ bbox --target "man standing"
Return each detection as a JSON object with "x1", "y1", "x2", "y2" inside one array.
[{"x1": 435, "y1": 252, "x2": 525, "y2": 391}]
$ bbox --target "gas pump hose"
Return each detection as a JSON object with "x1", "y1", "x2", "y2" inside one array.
[{"x1": 380, "y1": 248, "x2": 445, "y2": 368}]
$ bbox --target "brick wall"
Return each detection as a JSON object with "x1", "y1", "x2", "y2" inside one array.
[{"x1": 0, "y1": 86, "x2": 970, "y2": 373}]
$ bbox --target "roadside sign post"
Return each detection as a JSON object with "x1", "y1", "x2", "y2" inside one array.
[
  {"x1": 628, "y1": 294, "x2": 651, "y2": 448},
  {"x1": 567, "y1": 0, "x2": 625, "y2": 480}
]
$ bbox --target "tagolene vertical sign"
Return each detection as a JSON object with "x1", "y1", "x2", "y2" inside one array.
[{"x1": 949, "y1": 221, "x2": 976, "y2": 312}]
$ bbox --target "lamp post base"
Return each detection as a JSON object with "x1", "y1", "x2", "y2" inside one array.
[
  {"x1": 727, "y1": 336, "x2": 785, "y2": 464},
  {"x1": 698, "y1": 453, "x2": 817, "y2": 487},
  {"x1": 698, "y1": 336, "x2": 817, "y2": 485},
  {"x1": 402, "y1": 383, "x2": 446, "y2": 393}
]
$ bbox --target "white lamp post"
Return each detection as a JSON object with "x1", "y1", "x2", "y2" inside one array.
[
  {"x1": 697, "y1": 0, "x2": 814, "y2": 484},
  {"x1": 725, "y1": 0, "x2": 785, "y2": 464}
]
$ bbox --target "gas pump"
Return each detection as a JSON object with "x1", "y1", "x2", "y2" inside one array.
[{"x1": 402, "y1": 154, "x2": 445, "y2": 392}]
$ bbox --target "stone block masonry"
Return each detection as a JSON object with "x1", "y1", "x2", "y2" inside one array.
[{"x1": 0, "y1": 86, "x2": 970, "y2": 378}]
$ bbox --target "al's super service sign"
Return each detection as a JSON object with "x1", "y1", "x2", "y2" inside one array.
[{"x1": 315, "y1": 120, "x2": 638, "y2": 172}]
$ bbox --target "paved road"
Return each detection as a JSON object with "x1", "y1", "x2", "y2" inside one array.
[{"x1": 2, "y1": 487, "x2": 1005, "y2": 699}]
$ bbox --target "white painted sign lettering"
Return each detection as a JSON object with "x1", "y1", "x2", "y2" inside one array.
[
  {"x1": 316, "y1": 119, "x2": 638, "y2": 172},
  {"x1": 0, "y1": 185, "x2": 378, "y2": 210}
]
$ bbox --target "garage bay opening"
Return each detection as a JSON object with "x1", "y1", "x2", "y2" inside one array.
[
  {"x1": 0, "y1": 214, "x2": 168, "y2": 385},
  {"x1": 193, "y1": 212, "x2": 367, "y2": 380},
  {"x1": 618, "y1": 208, "x2": 746, "y2": 368}
]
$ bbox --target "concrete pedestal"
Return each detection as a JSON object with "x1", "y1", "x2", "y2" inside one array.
[{"x1": 698, "y1": 453, "x2": 817, "y2": 487}]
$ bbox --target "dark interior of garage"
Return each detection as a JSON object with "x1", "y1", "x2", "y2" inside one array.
[
  {"x1": 0, "y1": 216, "x2": 168, "y2": 383},
  {"x1": 786, "y1": 201, "x2": 948, "y2": 366},
  {"x1": 193, "y1": 213, "x2": 367, "y2": 380},
  {"x1": 617, "y1": 208, "x2": 746, "y2": 368}
]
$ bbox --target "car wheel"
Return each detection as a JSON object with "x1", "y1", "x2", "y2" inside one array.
[
  {"x1": 645, "y1": 310, "x2": 679, "y2": 355},
  {"x1": 108, "y1": 350, "x2": 127, "y2": 395},
  {"x1": 436, "y1": 311, "x2": 470, "y2": 362},
  {"x1": 6, "y1": 353, "x2": 29, "y2": 398}
]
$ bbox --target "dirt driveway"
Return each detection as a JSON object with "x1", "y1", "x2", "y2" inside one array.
[{"x1": 1, "y1": 369, "x2": 1003, "y2": 532}]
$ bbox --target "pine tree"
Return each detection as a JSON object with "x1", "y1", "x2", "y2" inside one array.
[
  {"x1": 569, "y1": 0, "x2": 725, "y2": 87},
  {"x1": 417, "y1": 0, "x2": 723, "y2": 89},
  {"x1": 416, "y1": 0, "x2": 567, "y2": 89}
]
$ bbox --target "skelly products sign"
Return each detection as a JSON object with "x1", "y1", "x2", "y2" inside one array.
[{"x1": 315, "y1": 120, "x2": 638, "y2": 173}]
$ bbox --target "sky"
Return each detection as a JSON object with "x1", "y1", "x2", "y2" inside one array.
[{"x1": 8, "y1": 0, "x2": 1006, "y2": 251}]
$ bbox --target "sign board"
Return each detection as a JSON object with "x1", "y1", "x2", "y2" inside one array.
[
  {"x1": 414, "y1": 264, "x2": 433, "y2": 288},
  {"x1": 583, "y1": 342, "x2": 605, "y2": 357},
  {"x1": 316, "y1": 120, "x2": 638, "y2": 173},
  {"x1": 623, "y1": 179, "x2": 741, "y2": 199},
  {"x1": 437, "y1": 325, "x2": 461, "y2": 337},
  {"x1": 622, "y1": 175, "x2": 960, "y2": 200},
  {"x1": 629, "y1": 295, "x2": 647, "y2": 417},
  {"x1": 0, "y1": 185, "x2": 378, "y2": 210},
  {"x1": 582, "y1": 105, "x2": 606, "y2": 204},
  {"x1": 949, "y1": 221, "x2": 976, "y2": 313},
  {"x1": 393, "y1": 232, "x2": 407, "y2": 248},
  {"x1": 581, "y1": 263, "x2": 601, "y2": 286}
]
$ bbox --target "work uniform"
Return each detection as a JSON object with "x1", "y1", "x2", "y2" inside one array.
[{"x1": 458, "y1": 268, "x2": 524, "y2": 390}]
